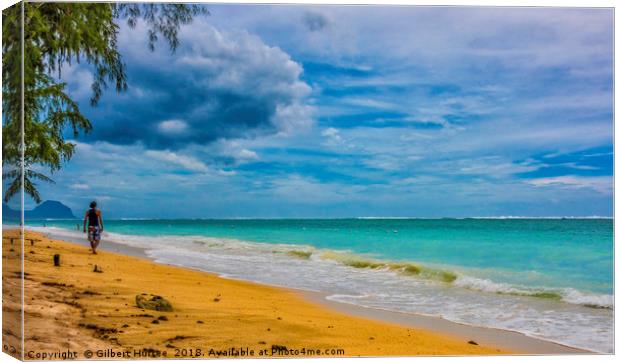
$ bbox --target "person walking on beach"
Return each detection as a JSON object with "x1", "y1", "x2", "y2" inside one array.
[{"x1": 83, "y1": 201, "x2": 104, "y2": 254}]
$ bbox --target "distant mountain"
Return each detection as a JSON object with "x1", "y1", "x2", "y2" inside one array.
[
  {"x1": 28, "y1": 200, "x2": 76, "y2": 219},
  {"x1": 3, "y1": 200, "x2": 76, "y2": 220}
]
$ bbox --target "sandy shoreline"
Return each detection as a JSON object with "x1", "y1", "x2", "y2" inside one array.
[{"x1": 3, "y1": 229, "x2": 592, "y2": 358}]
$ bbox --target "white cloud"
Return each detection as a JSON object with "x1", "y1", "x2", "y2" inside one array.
[
  {"x1": 157, "y1": 120, "x2": 188, "y2": 135},
  {"x1": 272, "y1": 103, "x2": 314, "y2": 136},
  {"x1": 237, "y1": 149, "x2": 259, "y2": 160},
  {"x1": 176, "y1": 22, "x2": 314, "y2": 137},
  {"x1": 69, "y1": 183, "x2": 90, "y2": 190},
  {"x1": 209, "y1": 139, "x2": 261, "y2": 164},
  {"x1": 342, "y1": 97, "x2": 398, "y2": 110},
  {"x1": 268, "y1": 174, "x2": 366, "y2": 203},
  {"x1": 217, "y1": 169, "x2": 238, "y2": 176},
  {"x1": 321, "y1": 127, "x2": 341, "y2": 143},
  {"x1": 60, "y1": 64, "x2": 94, "y2": 100},
  {"x1": 527, "y1": 176, "x2": 612, "y2": 194},
  {"x1": 458, "y1": 157, "x2": 539, "y2": 177},
  {"x1": 145, "y1": 150, "x2": 208, "y2": 173}
]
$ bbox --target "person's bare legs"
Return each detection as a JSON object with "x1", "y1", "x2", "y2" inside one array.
[
  {"x1": 88, "y1": 227, "x2": 99, "y2": 254},
  {"x1": 91, "y1": 239, "x2": 100, "y2": 254},
  {"x1": 90, "y1": 240, "x2": 99, "y2": 254}
]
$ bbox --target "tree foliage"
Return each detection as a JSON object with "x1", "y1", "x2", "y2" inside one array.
[{"x1": 2, "y1": 2, "x2": 206, "y2": 203}]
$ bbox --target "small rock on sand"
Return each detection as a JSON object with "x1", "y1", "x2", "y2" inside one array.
[{"x1": 135, "y1": 294, "x2": 173, "y2": 312}]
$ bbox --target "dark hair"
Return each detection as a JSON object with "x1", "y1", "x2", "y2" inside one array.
[{"x1": 90, "y1": 201, "x2": 97, "y2": 208}]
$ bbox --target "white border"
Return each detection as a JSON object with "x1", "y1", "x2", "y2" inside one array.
[{"x1": 0, "y1": 1, "x2": 616, "y2": 362}]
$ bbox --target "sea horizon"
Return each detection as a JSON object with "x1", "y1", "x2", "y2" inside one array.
[{"x1": 4, "y1": 215, "x2": 615, "y2": 222}]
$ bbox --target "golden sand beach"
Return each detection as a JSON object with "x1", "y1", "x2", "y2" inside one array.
[{"x1": 1, "y1": 229, "x2": 511, "y2": 359}]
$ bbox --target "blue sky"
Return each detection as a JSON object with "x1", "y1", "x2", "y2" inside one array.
[{"x1": 27, "y1": 5, "x2": 614, "y2": 218}]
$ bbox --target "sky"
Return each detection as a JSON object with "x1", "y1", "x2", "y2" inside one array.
[{"x1": 22, "y1": 4, "x2": 615, "y2": 218}]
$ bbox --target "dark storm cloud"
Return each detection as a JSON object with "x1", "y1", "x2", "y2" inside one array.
[{"x1": 72, "y1": 19, "x2": 313, "y2": 149}]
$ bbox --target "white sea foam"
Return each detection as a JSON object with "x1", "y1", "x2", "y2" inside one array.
[{"x1": 453, "y1": 275, "x2": 613, "y2": 309}]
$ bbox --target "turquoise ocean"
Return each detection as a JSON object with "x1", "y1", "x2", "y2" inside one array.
[{"x1": 22, "y1": 218, "x2": 613, "y2": 352}]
